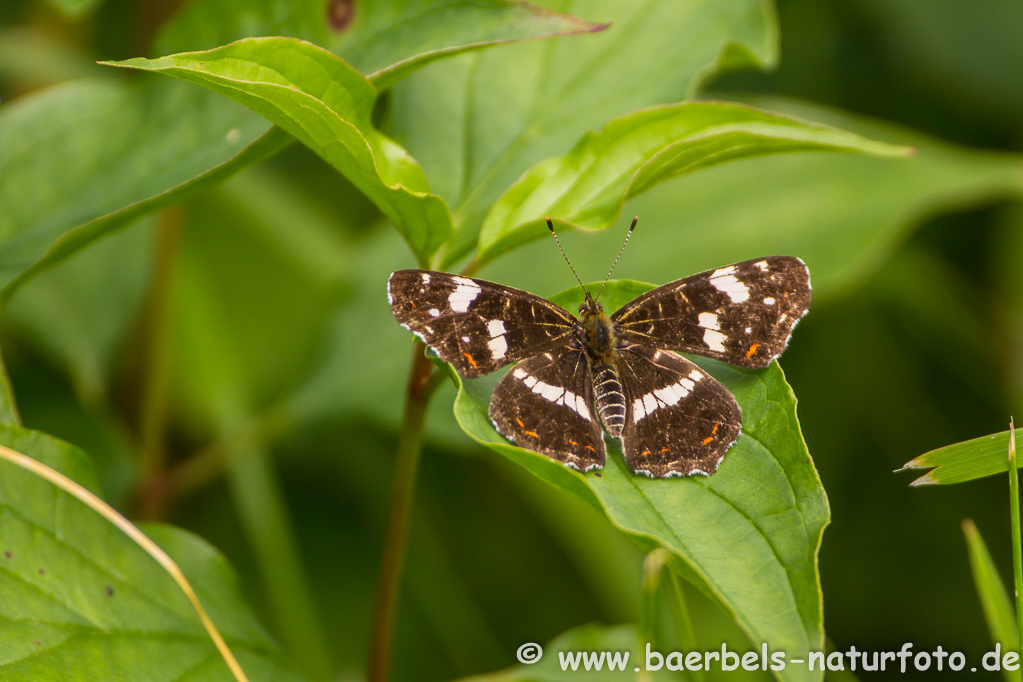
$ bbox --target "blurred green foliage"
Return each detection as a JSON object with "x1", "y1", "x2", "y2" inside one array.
[{"x1": 2, "y1": 0, "x2": 1023, "y2": 681}]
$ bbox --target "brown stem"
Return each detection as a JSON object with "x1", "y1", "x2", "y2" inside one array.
[{"x1": 366, "y1": 342, "x2": 441, "y2": 682}]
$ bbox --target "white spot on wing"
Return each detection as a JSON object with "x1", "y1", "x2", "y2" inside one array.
[
  {"x1": 576, "y1": 395, "x2": 591, "y2": 421},
  {"x1": 764, "y1": 297, "x2": 776, "y2": 305},
  {"x1": 524, "y1": 376, "x2": 538, "y2": 388},
  {"x1": 689, "y1": 369, "x2": 702, "y2": 381},
  {"x1": 643, "y1": 394, "x2": 657, "y2": 415},
  {"x1": 710, "y1": 271, "x2": 750, "y2": 303},
  {"x1": 513, "y1": 369, "x2": 526, "y2": 379},
  {"x1": 429, "y1": 308, "x2": 440, "y2": 317},
  {"x1": 487, "y1": 319, "x2": 506, "y2": 337},
  {"x1": 448, "y1": 277, "x2": 481, "y2": 313},
  {"x1": 704, "y1": 328, "x2": 727, "y2": 352},
  {"x1": 488, "y1": 335, "x2": 508, "y2": 359},
  {"x1": 756, "y1": 260, "x2": 768, "y2": 271},
  {"x1": 421, "y1": 273, "x2": 431, "y2": 285},
  {"x1": 462, "y1": 336, "x2": 470, "y2": 343},
  {"x1": 698, "y1": 312, "x2": 720, "y2": 330}
]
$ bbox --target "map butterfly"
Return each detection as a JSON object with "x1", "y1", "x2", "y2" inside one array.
[{"x1": 387, "y1": 219, "x2": 811, "y2": 478}]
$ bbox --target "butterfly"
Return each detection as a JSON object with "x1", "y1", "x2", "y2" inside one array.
[{"x1": 387, "y1": 218, "x2": 811, "y2": 478}]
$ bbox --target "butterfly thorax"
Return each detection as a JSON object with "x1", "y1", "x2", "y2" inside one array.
[{"x1": 577, "y1": 296, "x2": 627, "y2": 437}]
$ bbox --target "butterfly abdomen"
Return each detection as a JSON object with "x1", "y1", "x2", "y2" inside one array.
[{"x1": 592, "y1": 363, "x2": 626, "y2": 437}]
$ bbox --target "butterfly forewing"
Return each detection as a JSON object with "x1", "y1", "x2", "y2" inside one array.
[
  {"x1": 618, "y1": 344, "x2": 741, "y2": 477},
  {"x1": 388, "y1": 270, "x2": 576, "y2": 378},
  {"x1": 490, "y1": 348, "x2": 606, "y2": 472},
  {"x1": 612, "y1": 256, "x2": 811, "y2": 369}
]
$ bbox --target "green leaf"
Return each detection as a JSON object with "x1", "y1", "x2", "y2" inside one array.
[
  {"x1": 456, "y1": 623, "x2": 640, "y2": 682},
  {"x1": 477, "y1": 102, "x2": 911, "y2": 264},
  {"x1": 0, "y1": 0, "x2": 597, "y2": 300},
  {"x1": 0, "y1": 424, "x2": 302, "y2": 681},
  {"x1": 106, "y1": 37, "x2": 453, "y2": 262},
  {"x1": 3, "y1": 217, "x2": 154, "y2": 407},
  {"x1": 962, "y1": 519, "x2": 1019, "y2": 682},
  {"x1": 475, "y1": 96, "x2": 1023, "y2": 307},
  {"x1": 449, "y1": 279, "x2": 829, "y2": 682},
  {"x1": 897, "y1": 428, "x2": 1022, "y2": 486},
  {"x1": 387, "y1": 0, "x2": 780, "y2": 267}
]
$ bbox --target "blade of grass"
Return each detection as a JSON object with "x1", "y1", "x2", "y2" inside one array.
[
  {"x1": 897, "y1": 428, "x2": 1023, "y2": 486},
  {"x1": 963, "y1": 519, "x2": 1018, "y2": 682},
  {"x1": 0, "y1": 443, "x2": 249, "y2": 682},
  {"x1": 1011, "y1": 419, "x2": 1022, "y2": 678}
]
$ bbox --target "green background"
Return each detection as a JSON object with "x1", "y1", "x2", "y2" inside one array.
[{"x1": 2, "y1": 0, "x2": 1023, "y2": 680}]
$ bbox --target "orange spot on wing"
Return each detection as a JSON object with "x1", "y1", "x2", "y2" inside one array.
[
  {"x1": 642, "y1": 450, "x2": 651, "y2": 455},
  {"x1": 584, "y1": 445, "x2": 596, "y2": 451},
  {"x1": 524, "y1": 430, "x2": 539, "y2": 438},
  {"x1": 515, "y1": 418, "x2": 524, "y2": 427},
  {"x1": 703, "y1": 423, "x2": 721, "y2": 446},
  {"x1": 568, "y1": 439, "x2": 578, "y2": 446},
  {"x1": 660, "y1": 448, "x2": 670, "y2": 453},
  {"x1": 462, "y1": 352, "x2": 478, "y2": 369},
  {"x1": 746, "y1": 343, "x2": 760, "y2": 359}
]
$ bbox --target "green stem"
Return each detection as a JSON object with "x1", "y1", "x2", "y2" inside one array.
[
  {"x1": 367, "y1": 342, "x2": 441, "y2": 682},
  {"x1": 137, "y1": 205, "x2": 182, "y2": 520},
  {"x1": 1010, "y1": 419, "x2": 1022, "y2": 679},
  {"x1": 227, "y1": 441, "x2": 333, "y2": 681}
]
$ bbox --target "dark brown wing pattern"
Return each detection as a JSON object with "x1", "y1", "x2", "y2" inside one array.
[
  {"x1": 618, "y1": 344, "x2": 741, "y2": 477},
  {"x1": 489, "y1": 348, "x2": 606, "y2": 472},
  {"x1": 388, "y1": 270, "x2": 576, "y2": 378},
  {"x1": 612, "y1": 256, "x2": 811, "y2": 369}
]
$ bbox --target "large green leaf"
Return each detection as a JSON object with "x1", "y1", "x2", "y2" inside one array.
[
  {"x1": 387, "y1": 0, "x2": 780, "y2": 267},
  {"x1": 106, "y1": 37, "x2": 453, "y2": 262},
  {"x1": 0, "y1": 423, "x2": 302, "y2": 681},
  {"x1": 448, "y1": 280, "x2": 828, "y2": 682},
  {"x1": 0, "y1": 0, "x2": 598, "y2": 298},
  {"x1": 477, "y1": 102, "x2": 910, "y2": 264},
  {"x1": 474, "y1": 96, "x2": 1023, "y2": 309}
]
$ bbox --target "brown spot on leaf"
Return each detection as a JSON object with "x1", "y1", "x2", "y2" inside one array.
[
  {"x1": 3, "y1": 551, "x2": 10, "y2": 559},
  {"x1": 38, "y1": 568, "x2": 44, "y2": 575},
  {"x1": 593, "y1": 472, "x2": 602, "y2": 478},
  {"x1": 105, "y1": 585, "x2": 114, "y2": 596},
  {"x1": 326, "y1": 0, "x2": 356, "y2": 31},
  {"x1": 34, "y1": 640, "x2": 41, "y2": 646}
]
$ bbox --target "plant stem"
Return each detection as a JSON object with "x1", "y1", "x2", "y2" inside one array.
[
  {"x1": 137, "y1": 205, "x2": 182, "y2": 520},
  {"x1": 1010, "y1": 418, "x2": 1022, "y2": 679},
  {"x1": 367, "y1": 342, "x2": 441, "y2": 682}
]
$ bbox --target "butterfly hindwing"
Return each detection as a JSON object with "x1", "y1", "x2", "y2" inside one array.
[
  {"x1": 388, "y1": 270, "x2": 576, "y2": 378},
  {"x1": 612, "y1": 256, "x2": 811, "y2": 369},
  {"x1": 489, "y1": 348, "x2": 606, "y2": 472},
  {"x1": 618, "y1": 343, "x2": 741, "y2": 477}
]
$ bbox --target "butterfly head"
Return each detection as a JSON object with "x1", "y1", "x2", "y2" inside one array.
[{"x1": 578, "y1": 291, "x2": 603, "y2": 317}]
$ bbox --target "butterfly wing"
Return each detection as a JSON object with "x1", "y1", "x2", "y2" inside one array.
[
  {"x1": 612, "y1": 256, "x2": 811, "y2": 369},
  {"x1": 388, "y1": 270, "x2": 577, "y2": 378},
  {"x1": 489, "y1": 348, "x2": 606, "y2": 472},
  {"x1": 618, "y1": 343, "x2": 741, "y2": 477}
]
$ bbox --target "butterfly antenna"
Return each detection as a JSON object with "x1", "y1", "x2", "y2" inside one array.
[
  {"x1": 595, "y1": 216, "x2": 638, "y2": 302},
  {"x1": 546, "y1": 218, "x2": 589, "y2": 296}
]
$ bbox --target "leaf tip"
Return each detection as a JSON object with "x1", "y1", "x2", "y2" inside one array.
[
  {"x1": 909, "y1": 471, "x2": 939, "y2": 487},
  {"x1": 962, "y1": 518, "x2": 978, "y2": 536}
]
